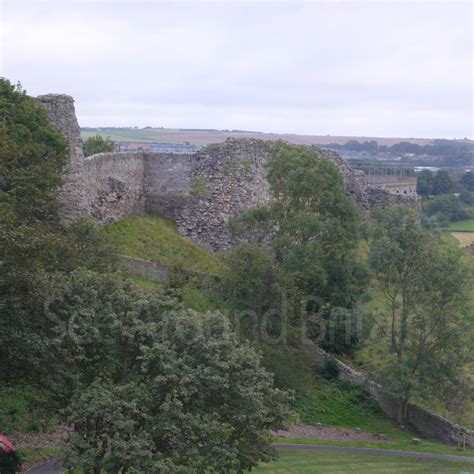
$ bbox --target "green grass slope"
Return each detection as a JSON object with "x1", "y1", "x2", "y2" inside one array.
[
  {"x1": 103, "y1": 216, "x2": 223, "y2": 274},
  {"x1": 263, "y1": 347, "x2": 474, "y2": 456}
]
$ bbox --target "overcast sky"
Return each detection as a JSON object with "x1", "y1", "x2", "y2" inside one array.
[{"x1": 1, "y1": 0, "x2": 472, "y2": 138}]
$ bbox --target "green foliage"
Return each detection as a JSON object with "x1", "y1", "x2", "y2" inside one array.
[
  {"x1": 319, "y1": 357, "x2": 340, "y2": 380},
  {"x1": 189, "y1": 175, "x2": 210, "y2": 198},
  {"x1": 423, "y1": 195, "x2": 471, "y2": 224},
  {"x1": 416, "y1": 169, "x2": 433, "y2": 196},
  {"x1": 0, "y1": 78, "x2": 67, "y2": 225},
  {"x1": 431, "y1": 170, "x2": 452, "y2": 195},
  {"x1": 0, "y1": 385, "x2": 56, "y2": 434},
  {"x1": 49, "y1": 272, "x2": 292, "y2": 473},
  {"x1": 103, "y1": 216, "x2": 223, "y2": 274},
  {"x1": 261, "y1": 347, "x2": 401, "y2": 435},
  {"x1": 82, "y1": 134, "x2": 115, "y2": 157},
  {"x1": 230, "y1": 143, "x2": 369, "y2": 354},
  {"x1": 368, "y1": 206, "x2": 474, "y2": 423},
  {"x1": 216, "y1": 242, "x2": 289, "y2": 340},
  {"x1": 460, "y1": 171, "x2": 474, "y2": 192},
  {"x1": 0, "y1": 80, "x2": 115, "y2": 383},
  {"x1": 329, "y1": 138, "x2": 474, "y2": 166}
]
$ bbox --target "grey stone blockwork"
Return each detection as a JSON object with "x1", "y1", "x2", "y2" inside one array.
[
  {"x1": 313, "y1": 348, "x2": 474, "y2": 447},
  {"x1": 37, "y1": 94, "x2": 420, "y2": 252}
]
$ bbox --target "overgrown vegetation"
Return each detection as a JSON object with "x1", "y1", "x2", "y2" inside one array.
[
  {"x1": 82, "y1": 134, "x2": 115, "y2": 157},
  {"x1": 0, "y1": 79, "x2": 291, "y2": 473},
  {"x1": 1, "y1": 78, "x2": 472, "y2": 472}
]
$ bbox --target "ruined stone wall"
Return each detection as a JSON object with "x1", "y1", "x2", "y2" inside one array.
[
  {"x1": 367, "y1": 187, "x2": 420, "y2": 213},
  {"x1": 313, "y1": 348, "x2": 474, "y2": 447},
  {"x1": 144, "y1": 152, "x2": 193, "y2": 222},
  {"x1": 35, "y1": 95, "x2": 90, "y2": 220},
  {"x1": 37, "y1": 93, "x2": 420, "y2": 252},
  {"x1": 175, "y1": 139, "x2": 273, "y2": 251},
  {"x1": 84, "y1": 152, "x2": 146, "y2": 222}
]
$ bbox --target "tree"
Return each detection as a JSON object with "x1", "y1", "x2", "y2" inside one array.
[
  {"x1": 460, "y1": 171, "x2": 474, "y2": 192},
  {"x1": 83, "y1": 134, "x2": 115, "y2": 157},
  {"x1": 216, "y1": 242, "x2": 290, "y2": 342},
  {"x1": 423, "y1": 195, "x2": 470, "y2": 224},
  {"x1": 368, "y1": 206, "x2": 473, "y2": 424},
  {"x1": 232, "y1": 143, "x2": 369, "y2": 354},
  {"x1": 0, "y1": 80, "x2": 116, "y2": 382},
  {"x1": 45, "y1": 272, "x2": 293, "y2": 474},
  {"x1": 416, "y1": 169, "x2": 433, "y2": 196},
  {"x1": 0, "y1": 79, "x2": 67, "y2": 225},
  {"x1": 432, "y1": 170, "x2": 452, "y2": 195}
]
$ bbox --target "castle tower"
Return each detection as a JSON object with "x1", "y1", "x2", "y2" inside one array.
[{"x1": 36, "y1": 94, "x2": 89, "y2": 220}]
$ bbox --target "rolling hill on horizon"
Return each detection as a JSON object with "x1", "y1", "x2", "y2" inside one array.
[{"x1": 81, "y1": 126, "x2": 472, "y2": 147}]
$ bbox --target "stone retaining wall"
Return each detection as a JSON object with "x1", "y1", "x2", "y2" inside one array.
[
  {"x1": 314, "y1": 348, "x2": 474, "y2": 447},
  {"x1": 118, "y1": 255, "x2": 170, "y2": 282}
]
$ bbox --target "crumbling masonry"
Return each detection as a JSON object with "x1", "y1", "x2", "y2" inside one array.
[{"x1": 37, "y1": 94, "x2": 420, "y2": 252}]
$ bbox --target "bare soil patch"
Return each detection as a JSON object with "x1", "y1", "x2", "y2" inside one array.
[
  {"x1": 274, "y1": 423, "x2": 390, "y2": 442},
  {"x1": 451, "y1": 232, "x2": 474, "y2": 247}
]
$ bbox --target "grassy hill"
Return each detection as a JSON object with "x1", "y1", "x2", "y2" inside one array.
[{"x1": 103, "y1": 216, "x2": 224, "y2": 275}]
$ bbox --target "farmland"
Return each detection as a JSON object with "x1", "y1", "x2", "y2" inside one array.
[
  {"x1": 80, "y1": 127, "x2": 438, "y2": 147},
  {"x1": 447, "y1": 219, "x2": 474, "y2": 247}
]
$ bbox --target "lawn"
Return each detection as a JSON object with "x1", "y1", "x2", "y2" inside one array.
[
  {"x1": 448, "y1": 219, "x2": 474, "y2": 232},
  {"x1": 103, "y1": 216, "x2": 224, "y2": 274},
  {"x1": 253, "y1": 449, "x2": 474, "y2": 473}
]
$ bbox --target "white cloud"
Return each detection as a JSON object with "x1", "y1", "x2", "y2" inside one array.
[{"x1": 1, "y1": 0, "x2": 472, "y2": 138}]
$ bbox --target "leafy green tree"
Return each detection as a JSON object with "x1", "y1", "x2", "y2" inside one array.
[
  {"x1": 416, "y1": 169, "x2": 433, "y2": 196},
  {"x1": 232, "y1": 143, "x2": 369, "y2": 354},
  {"x1": 460, "y1": 171, "x2": 474, "y2": 192},
  {"x1": 217, "y1": 242, "x2": 290, "y2": 341},
  {"x1": 40, "y1": 272, "x2": 293, "y2": 474},
  {"x1": 423, "y1": 195, "x2": 470, "y2": 224},
  {"x1": 83, "y1": 134, "x2": 115, "y2": 157},
  {"x1": 0, "y1": 80, "x2": 116, "y2": 382},
  {"x1": 368, "y1": 206, "x2": 473, "y2": 424},
  {"x1": 432, "y1": 170, "x2": 452, "y2": 195},
  {"x1": 0, "y1": 79, "x2": 67, "y2": 225}
]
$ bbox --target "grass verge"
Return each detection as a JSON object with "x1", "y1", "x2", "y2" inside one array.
[
  {"x1": 103, "y1": 216, "x2": 224, "y2": 274},
  {"x1": 254, "y1": 449, "x2": 474, "y2": 473}
]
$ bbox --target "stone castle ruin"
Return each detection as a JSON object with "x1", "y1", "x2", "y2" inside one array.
[{"x1": 37, "y1": 94, "x2": 420, "y2": 252}]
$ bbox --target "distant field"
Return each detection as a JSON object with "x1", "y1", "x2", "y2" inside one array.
[
  {"x1": 450, "y1": 232, "x2": 474, "y2": 247},
  {"x1": 448, "y1": 219, "x2": 474, "y2": 232},
  {"x1": 446, "y1": 220, "x2": 474, "y2": 247},
  {"x1": 81, "y1": 127, "x2": 437, "y2": 147}
]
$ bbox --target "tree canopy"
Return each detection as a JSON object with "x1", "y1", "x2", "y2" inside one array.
[
  {"x1": 83, "y1": 134, "x2": 115, "y2": 157},
  {"x1": 368, "y1": 206, "x2": 473, "y2": 424},
  {"x1": 228, "y1": 143, "x2": 369, "y2": 354}
]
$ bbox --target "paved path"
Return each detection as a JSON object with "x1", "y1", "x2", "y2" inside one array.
[
  {"x1": 25, "y1": 445, "x2": 474, "y2": 472},
  {"x1": 26, "y1": 459, "x2": 65, "y2": 474},
  {"x1": 275, "y1": 443, "x2": 474, "y2": 462}
]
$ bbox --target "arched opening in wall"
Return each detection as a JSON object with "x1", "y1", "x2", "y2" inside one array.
[{"x1": 404, "y1": 190, "x2": 407, "y2": 194}]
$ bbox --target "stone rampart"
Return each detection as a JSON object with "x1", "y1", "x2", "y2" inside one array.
[
  {"x1": 37, "y1": 94, "x2": 420, "y2": 251},
  {"x1": 84, "y1": 152, "x2": 146, "y2": 222}
]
